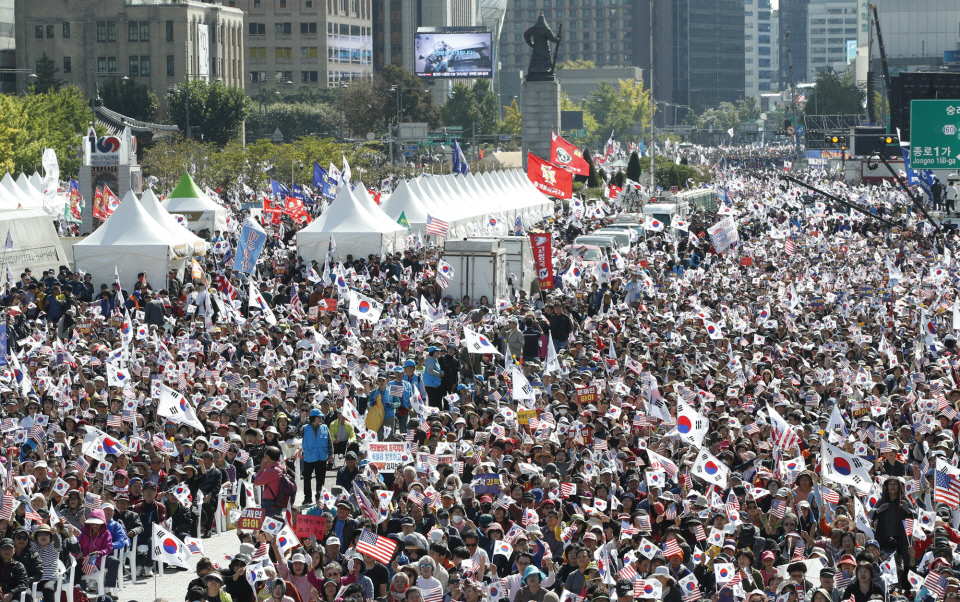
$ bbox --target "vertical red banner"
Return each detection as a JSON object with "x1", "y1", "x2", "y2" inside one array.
[{"x1": 529, "y1": 232, "x2": 555, "y2": 290}]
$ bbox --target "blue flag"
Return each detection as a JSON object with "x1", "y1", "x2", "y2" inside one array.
[
  {"x1": 453, "y1": 140, "x2": 470, "y2": 175},
  {"x1": 639, "y1": 140, "x2": 646, "y2": 157},
  {"x1": 0, "y1": 324, "x2": 7, "y2": 367},
  {"x1": 514, "y1": 215, "x2": 524, "y2": 236},
  {"x1": 292, "y1": 183, "x2": 306, "y2": 201},
  {"x1": 270, "y1": 179, "x2": 289, "y2": 197},
  {"x1": 232, "y1": 217, "x2": 268, "y2": 274},
  {"x1": 900, "y1": 144, "x2": 936, "y2": 198},
  {"x1": 313, "y1": 163, "x2": 335, "y2": 200}
]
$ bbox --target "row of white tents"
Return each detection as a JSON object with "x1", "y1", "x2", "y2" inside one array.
[
  {"x1": 296, "y1": 169, "x2": 554, "y2": 262},
  {"x1": 0, "y1": 171, "x2": 49, "y2": 212},
  {"x1": 73, "y1": 183, "x2": 208, "y2": 290}
]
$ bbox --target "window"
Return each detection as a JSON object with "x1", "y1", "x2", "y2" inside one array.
[
  {"x1": 301, "y1": 22, "x2": 317, "y2": 34},
  {"x1": 62, "y1": 22, "x2": 70, "y2": 38},
  {"x1": 280, "y1": 0, "x2": 287, "y2": 6},
  {"x1": 275, "y1": 47, "x2": 293, "y2": 59},
  {"x1": 758, "y1": 47, "x2": 770, "y2": 56},
  {"x1": 275, "y1": 22, "x2": 292, "y2": 35},
  {"x1": 844, "y1": 28, "x2": 856, "y2": 34},
  {"x1": 827, "y1": 18, "x2": 843, "y2": 24},
  {"x1": 166, "y1": 21, "x2": 174, "y2": 41},
  {"x1": 758, "y1": 58, "x2": 770, "y2": 67},
  {"x1": 759, "y1": 82, "x2": 771, "y2": 91},
  {"x1": 107, "y1": 21, "x2": 116, "y2": 41},
  {"x1": 811, "y1": 47, "x2": 826, "y2": 54},
  {"x1": 167, "y1": 55, "x2": 175, "y2": 76},
  {"x1": 301, "y1": 46, "x2": 319, "y2": 58},
  {"x1": 744, "y1": 10, "x2": 752, "y2": 16},
  {"x1": 758, "y1": 35, "x2": 770, "y2": 44},
  {"x1": 129, "y1": 22, "x2": 139, "y2": 41},
  {"x1": 301, "y1": 70, "x2": 318, "y2": 82},
  {"x1": 529, "y1": 11, "x2": 536, "y2": 18},
  {"x1": 758, "y1": 22, "x2": 770, "y2": 32},
  {"x1": 844, "y1": 18, "x2": 856, "y2": 24},
  {"x1": 107, "y1": 57, "x2": 117, "y2": 72},
  {"x1": 582, "y1": 43, "x2": 590, "y2": 50},
  {"x1": 758, "y1": 10, "x2": 769, "y2": 19},
  {"x1": 595, "y1": 9, "x2": 602, "y2": 16},
  {"x1": 46, "y1": 25, "x2": 54, "y2": 38},
  {"x1": 810, "y1": 18, "x2": 825, "y2": 25},
  {"x1": 141, "y1": 22, "x2": 149, "y2": 41},
  {"x1": 827, "y1": 28, "x2": 842, "y2": 34},
  {"x1": 306, "y1": 0, "x2": 313, "y2": 6},
  {"x1": 254, "y1": 0, "x2": 260, "y2": 6},
  {"x1": 744, "y1": 35, "x2": 753, "y2": 41},
  {"x1": 596, "y1": 31, "x2": 603, "y2": 39},
  {"x1": 35, "y1": 26, "x2": 43, "y2": 38},
  {"x1": 98, "y1": 22, "x2": 107, "y2": 41},
  {"x1": 745, "y1": 58, "x2": 753, "y2": 64},
  {"x1": 129, "y1": 56, "x2": 139, "y2": 75},
  {"x1": 250, "y1": 47, "x2": 267, "y2": 58},
  {"x1": 811, "y1": 57, "x2": 827, "y2": 63},
  {"x1": 555, "y1": 10, "x2": 562, "y2": 17},
  {"x1": 63, "y1": 57, "x2": 71, "y2": 73},
  {"x1": 745, "y1": 70, "x2": 753, "y2": 76},
  {"x1": 98, "y1": 57, "x2": 107, "y2": 73},
  {"x1": 810, "y1": 28, "x2": 825, "y2": 34},
  {"x1": 827, "y1": 37, "x2": 843, "y2": 44},
  {"x1": 141, "y1": 56, "x2": 150, "y2": 76},
  {"x1": 250, "y1": 71, "x2": 263, "y2": 82}
]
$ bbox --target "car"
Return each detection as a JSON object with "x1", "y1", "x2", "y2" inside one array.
[
  {"x1": 574, "y1": 235, "x2": 620, "y2": 254},
  {"x1": 592, "y1": 228, "x2": 634, "y2": 250}
]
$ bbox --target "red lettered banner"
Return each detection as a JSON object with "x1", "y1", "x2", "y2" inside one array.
[
  {"x1": 529, "y1": 232, "x2": 555, "y2": 290},
  {"x1": 527, "y1": 153, "x2": 572, "y2": 199},
  {"x1": 550, "y1": 131, "x2": 589, "y2": 176}
]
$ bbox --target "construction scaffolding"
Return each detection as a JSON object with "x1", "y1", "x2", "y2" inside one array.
[{"x1": 803, "y1": 114, "x2": 869, "y2": 150}]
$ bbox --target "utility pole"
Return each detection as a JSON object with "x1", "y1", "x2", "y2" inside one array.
[
  {"x1": 649, "y1": 0, "x2": 655, "y2": 190},
  {"x1": 785, "y1": 31, "x2": 800, "y2": 162},
  {"x1": 184, "y1": 41, "x2": 191, "y2": 140}
]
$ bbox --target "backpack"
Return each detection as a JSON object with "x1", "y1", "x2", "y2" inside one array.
[{"x1": 276, "y1": 466, "x2": 298, "y2": 506}]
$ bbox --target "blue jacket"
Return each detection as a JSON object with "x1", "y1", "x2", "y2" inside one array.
[
  {"x1": 302, "y1": 422, "x2": 331, "y2": 462},
  {"x1": 367, "y1": 386, "x2": 396, "y2": 419},
  {"x1": 424, "y1": 357, "x2": 442, "y2": 388},
  {"x1": 106, "y1": 517, "x2": 129, "y2": 550}
]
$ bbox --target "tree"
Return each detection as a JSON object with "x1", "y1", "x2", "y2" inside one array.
[
  {"x1": 472, "y1": 79, "x2": 499, "y2": 135},
  {"x1": 807, "y1": 69, "x2": 864, "y2": 116},
  {"x1": 250, "y1": 102, "x2": 340, "y2": 141},
  {"x1": 0, "y1": 87, "x2": 102, "y2": 177},
  {"x1": 32, "y1": 53, "x2": 63, "y2": 94},
  {"x1": 557, "y1": 60, "x2": 596, "y2": 70},
  {"x1": 739, "y1": 96, "x2": 761, "y2": 121},
  {"x1": 379, "y1": 64, "x2": 441, "y2": 129},
  {"x1": 99, "y1": 77, "x2": 159, "y2": 122},
  {"x1": 626, "y1": 150, "x2": 642, "y2": 182},
  {"x1": 338, "y1": 66, "x2": 441, "y2": 138},
  {"x1": 440, "y1": 82, "x2": 475, "y2": 133},
  {"x1": 166, "y1": 80, "x2": 251, "y2": 146},
  {"x1": 502, "y1": 99, "x2": 522, "y2": 137},
  {"x1": 583, "y1": 79, "x2": 652, "y2": 146},
  {"x1": 560, "y1": 92, "x2": 599, "y2": 141}
]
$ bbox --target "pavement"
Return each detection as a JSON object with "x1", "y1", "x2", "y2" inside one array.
[{"x1": 121, "y1": 469, "x2": 341, "y2": 602}]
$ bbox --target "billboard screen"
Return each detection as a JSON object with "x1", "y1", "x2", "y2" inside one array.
[{"x1": 415, "y1": 29, "x2": 493, "y2": 78}]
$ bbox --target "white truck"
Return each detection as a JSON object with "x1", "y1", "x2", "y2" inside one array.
[
  {"x1": 440, "y1": 239, "x2": 508, "y2": 305},
  {"x1": 467, "y1": 236, "x2": 536, "y2": 298}
]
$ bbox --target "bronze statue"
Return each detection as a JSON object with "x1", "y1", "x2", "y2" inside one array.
[{"x1": 523, "y1": 12, "x2": 562, "y2": 81}]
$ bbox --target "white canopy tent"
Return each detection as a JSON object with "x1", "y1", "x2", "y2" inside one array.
[
  {"x1": 0, "y1": 208, "x2": 69, "y2": 275},
  {"x1": 379, "y1": 179, "x2": 443, "y2": 234},
  {"x1": 296, "y1": 185, "x2": 407, "y2": 262},
  {"x1": 74, "y1": 190, "x2": 175, "y2": 290},
  {"x1": 161, "y1": 173, "x2": 228, "y2": 235},
  {"x1": 1, "y1": 173, "x2": 41, "y2": 210},
  {"x1": 139, "y1": 189, "x2": 207, "y2": 258}
]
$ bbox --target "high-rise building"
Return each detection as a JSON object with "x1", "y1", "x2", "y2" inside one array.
[
  {"x1": 372, "y1": 0, "x2": 481, "y2": 105},
  {"x1": 634, "y1": 0, "x2": 745, "y2": 114},
  {"x1": 0, "y1": 0, "x2": 14, "y2": 94},
  {"x1": 867, "y1": 1, "x2": 960, "y2": 73},
  {"x1": 744, "y1": 0, "x2": 778, "y2": 99},
  {"x1": 13, "y1": 0, "x2": 244, "y2": 114},
  {"x1": 804, "y1": 0, "x2": 857, "y2": 81},
  {"x1": 233, "y1": 0, "x2": 373, "y2": 90},
  {"x1": 778, "y1": 0, "x2": 808, "y2": 88}
]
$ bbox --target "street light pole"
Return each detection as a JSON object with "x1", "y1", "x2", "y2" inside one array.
[
  {"x1": 785, "y1": 31, "x2": 800, "y2": 162},
  {"x1": 184, "y1": 41, "x2": 191, "y2": 141},
  {"x1": 648, "y1": 0, "x2": 656, "y2": 190}
]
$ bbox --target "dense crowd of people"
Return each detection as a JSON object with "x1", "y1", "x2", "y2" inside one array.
[{"x1": 1, "y1": 150, "x2": 959, "y2": 602}]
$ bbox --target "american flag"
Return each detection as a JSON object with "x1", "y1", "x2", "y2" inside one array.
[
  {"x1": 619, "y1": 563, "x2": 638, "y2": 581},
  {"x1": 925, "y1": 570, "x2": 948, "y2": 598},
  {"x1": 784, "y1": 239, "x2": 797, "y2": 256},
  {"x1": 834, "y1": 570, "x2": 852, "y2": 591},
  {"x1": 821, "y1": 487, "x2": 840, "y2": 504},
  {"x1": 355, "y1": 528, "x2": 398, "y2": 564},
  {"x1": 246, "y1": 402, "x2": 259, "y2": 422},
  {"x1": 215, "y1": 272, "x2": 237, "y2": 301},
  {"x1": 0, "y1": 493, "x2": 14, "y2": 521},
  {"x1": 81, "y1": 555, "x2": 98, "y2": 575},
  {"x1": 252, "y1": 542, "x2": 269, "y2": 560},
  {"x1": 663, "y1": 538, "x2": 683, "y2": 557},
  {"x1": 85, "y1": 493, "x2": 101, "y2": 511},
  {"x1": 72, "y1": 457, "x2": 90, "y2": 474},
  {"x1": 23, "y1": 503, "x2": 42, "y2": 523},
  {"x1": 595, "y1": 439, "x2": 608, "y2": 451},
  {"x1": 694, "y1": 525, "x2": 706, "y2": 541},
  {"x1": 408, "y1": 490, "x2": 427, "y2": 507},
  {"x1": 422, "y1": 586, "x2": 444, "y2": 602},
  {"x1": 560, "y1": 483, "x2": 575, "y2": 498},
  {"x1": 935, "y1": 460, "x2": 960, "y2": 507},
  {"x1": 792, "y1": 539, "x2": 805, "y2": 560},
  {"x1": 489, "y1": 390, "x2": 502, "y2": 402},
  {"x1": 425, "y1": 215, "x2": 449, "y2": 237},
  {"x1": 236, "y1": 449, "x2": 250, "y2": 463},
  {"x1": 107, "y1": 415, "x2": 122, "y2": 428},
  {"x1": 637, "y1": 515, "x2": 651, "y2": 532},
  {"x1": 30, "y1": 424, "x2": 45, "y2": 442},
  {"x1": 770, "y1": 499, "x2": 787, "y2": 519}
]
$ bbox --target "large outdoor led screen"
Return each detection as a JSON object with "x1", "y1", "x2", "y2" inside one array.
[{"x1": 414, "y1": 30, "x2": 493, "y2": 78}]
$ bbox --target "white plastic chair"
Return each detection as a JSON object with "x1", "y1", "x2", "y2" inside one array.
[
  {"x1": 117, "y1": 534, "x2": 139, "y2": 586},
  {"x1": 21, "y1": 557, "x2": 70, "y2": 602}
]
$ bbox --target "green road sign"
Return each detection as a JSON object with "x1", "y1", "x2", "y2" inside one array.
[
  {"x1": 565, "y1": 128, "x2": 588, "y2": 139},
  {"x1": 448, "y1": 126, "x2": 463, "y2": 131},
  {"x1": 909, "y1": 99, "x2": 960, "y2": 169}
]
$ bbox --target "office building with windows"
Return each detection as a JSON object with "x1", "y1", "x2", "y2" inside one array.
[
  {"x1": 0, "y1": 0, "x2": 13, "y2": 94},
  {"x1": 804, "y1": 0, "x2": 857, "y2": 81},
  {"x1": 778, "y1": 0, "x2": 807, "y2": 88},
  {"x1": 13, "y1": 0, "x2": 244, "y2": 114},
  {"x1": 744, "y1": 0, "x2": 778, "y2": 99},
  {"x1": 234, "y1": 0, "x2": 373, "y2": 89}
]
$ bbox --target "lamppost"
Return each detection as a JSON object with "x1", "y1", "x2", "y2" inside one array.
[
  {"x1": 1, "y1": 69, "x2": 38, "y2": 94},
  {"x1": 337, "y1": 81, "x2": 349, "y2": 142}
]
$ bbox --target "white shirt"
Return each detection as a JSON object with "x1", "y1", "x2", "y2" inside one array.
[{"x1": 946, "y1": 185, "x2": 958, "y2": 201}]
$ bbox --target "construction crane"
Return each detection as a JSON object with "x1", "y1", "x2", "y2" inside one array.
[{"x1": 870, "y1": 4, "x2": 892, "y2": 128}]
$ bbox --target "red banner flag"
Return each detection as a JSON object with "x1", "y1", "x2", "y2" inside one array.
[
  {"x1": 527, "y1": 153, "x2": 572, "y2": 199},
  {"x1": 92, "y1": 188, "x2": 107, "y2": 221},
  {"x1": 550, "y1": 131, "x2": 589, "y2": 175},
  {"x1": 102, "y1": 185, "x2": 120, "y2": 218},
  {"x1": 529, "y1": 232, "x2": 555, "y2": 290}
]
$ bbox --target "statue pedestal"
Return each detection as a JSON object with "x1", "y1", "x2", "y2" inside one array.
[{"x1": 521, "y1": 79, "x2": 561, "y2": 170}]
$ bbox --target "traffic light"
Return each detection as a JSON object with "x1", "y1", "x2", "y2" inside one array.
[
  {"x1": 825, "y1": 135, "x2": 847, "y2": 145},
  {"x1": 879, "y1": 135, "x2": 900, "y2": 145}
]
